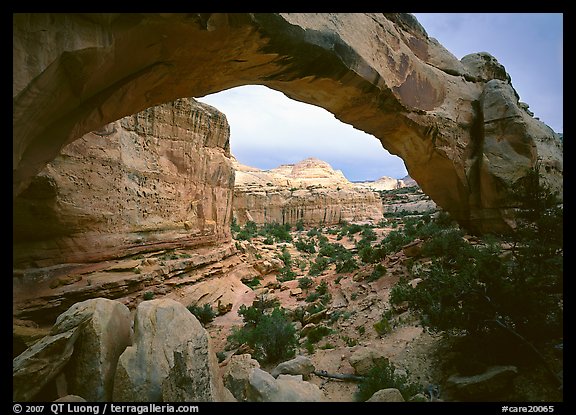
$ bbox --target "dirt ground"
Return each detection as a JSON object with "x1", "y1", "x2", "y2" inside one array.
[{"x1": 206, "y1": 226, "x2": 444, "y2": 402}]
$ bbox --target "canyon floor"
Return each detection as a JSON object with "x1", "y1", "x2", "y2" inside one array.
[
  {"x1": 209, "y1": 220, "x2": 443, "y2": 402},
  {"x1": 13, "y1": 186, "x2": 562, "y2": 403}
]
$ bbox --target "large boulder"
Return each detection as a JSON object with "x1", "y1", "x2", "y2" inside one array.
[
  {"x1": 366, "y1": 388, "x2": 405, "y2": 402},
  {"x1": 271, "y1": 355, "x2": 315, "y2": 380},
  {"x1": 223, "y1": 354, "x2": 261, "y2": 402},
  {"x1": 13, "y1": 298, "x2": 131, "y2": 402},
  {"x1": 348, "y1": 347, "x2": 389, "y2": 376},
  {"x1": 247, "y1": 368, "x2": 325, "y2": 402},
  {"x1": 61, "y1": 298, "x2": 132, "y2": 401},
  {"x1": 13, "y1": 326, "x2": 82, "y2": 401},
  {"x1": 113, "y1": 298, "x2": 220, "y2": 402},
  {"x1": 162, "y1": 340, "x2": 232, "y2": 402}
]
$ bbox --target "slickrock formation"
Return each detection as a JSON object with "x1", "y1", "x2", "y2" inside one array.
[
  {"x1": 233, "y1": 158, "x2": 384, "y2": 226},
  {"x1": 13, "y1": 97, "x2": 234, "y2": 268},
  {"x1": 13, "y1": 99, "x2": 256, "y2": 324},
  {"x1": 13, "y1": 13, "x2": 562, "y2": 233}
]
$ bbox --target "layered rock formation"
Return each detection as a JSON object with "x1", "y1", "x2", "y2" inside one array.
[
  {"x1": 13, "y1": 98, "x2": 257, "y2": 324},
  {"x1": 14, "y1": 97, "x2": 234, "y2": 268},
  {"x1": 13, "y1": 13, "x2": 563, "y2": 233},
  {"x1": 233, "y1": 158, "x2": 384, "y2": 226}
]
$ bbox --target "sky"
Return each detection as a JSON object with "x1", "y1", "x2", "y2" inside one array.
[{"x1": 197, "y1": 13, "x2": 563, "y2": 182}]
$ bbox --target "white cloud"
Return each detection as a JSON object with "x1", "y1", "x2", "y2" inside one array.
[{"x1": 198, "y1": 85, "x2": 406, "y2": 181}]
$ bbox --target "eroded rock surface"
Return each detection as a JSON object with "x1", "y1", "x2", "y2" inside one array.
[
  {"x1": 233, "y1": 157, "x2": 384, "y2": 226},
  {"x1": 14, "y1": 98, "x2": 233, "y2": 269},
  {"x1": 112, "y1": 298, "x2": 221, "y2": 402},
  {"x1": 14, "y1": 13, "x2": 563, "y2": 233}
]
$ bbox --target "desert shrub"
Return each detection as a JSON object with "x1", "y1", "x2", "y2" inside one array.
[
  {"x1": 355, "y1": 359, "x2": 421, "y2": 402},
  {"x1": 187, "y1": 303, "x2": 216, "y2": 325},
  {"x1": 315, "y1": 280, "x2": 328, "y2": 295},
  {"x1": 347, "y1": 223, "x2": 364, "y2": 235},
  {"x1": 335, "y1": 257, "x2": 358, "y2": 273},
  {"x1": 380, "y1": 229, "x2": 412, "y2": 254},
  {"x1": 229, "y1": 301, "x2": 297, "y2": 364},
  {"x1": 308, "y1": 256, "x2": 329, "y2": 276},
  {"x1": 389, "y1": 167, "x2": 563, "y2": 373},
  {"x1": 236, "y1": 221, "x2": 258, "y2": 240},
  {"x1": 373, "y1": 315, "x2": 392, "y2": 336},
  {"x1": 357, "y1": 240, "x2": 387, "y2": 264},
  {"x1": 295, "y1": 220, "x2": 304, "y2": 231},
  {"x1": 361, "y1": 226, "x2": 377, "y2": 241},
  {"x1": 277, "y1": 246, "x2": 292, "y2": 267},
  {"x1": 243, "y1": 276, "x2": 261, "y2": 290},
  {"x1": 367, "y1": 264, "x2": 387, "y2": 282},
  {"x1": 305, "y1": 291, "x2": 320, "y2": 303},
  {"x1": 305, "y1": 325, "x2": 332, "y2": 344},
  {"x1": 294, "y1": 237, "x2": 316, "y2": 254},
  {"x1": 230, "y1": 216, "x2": 241, "y2": 233},
  {"x1": 277, "y1": 266, "x2": 296, "y2": 282},
  {"x1": 276, "y1": 247, "x2": 296, "y2": 281},
  {"x1": 298, "y1": 276, "x2": 314, "y2": 290},
  {"x1": 307, "y1": 227, "x2": 321, "y2": 237},
  {"x1": 259, "y1": 222, "x2": 293, "y2": 243},
  {"x1": 342, "y1": 335, "x2": 358, "y2": 347},
  {"x1": 143, "y1": 291, "x2": 154, "y2": 300}
]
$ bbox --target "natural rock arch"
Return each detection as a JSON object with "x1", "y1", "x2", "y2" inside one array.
[{"x1": 13, "y1": 13, "x2": 562, "y2": 233}]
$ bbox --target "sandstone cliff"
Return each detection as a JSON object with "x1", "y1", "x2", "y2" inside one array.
[
  {"x1": 14, "y1": 98, "x2": 234, "y2": 269},
  {"x1": 13, "y1": 13, "x2": 563, "y2": 233},
  {"x1": 232, "y1": 158, "x2": 384, "y2": 226},
  {"x1": 13, "y1": 99, "x2": 259, "y2": 324}
]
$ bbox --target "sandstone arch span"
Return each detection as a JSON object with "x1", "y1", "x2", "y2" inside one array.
[{"x1": 13, "y1": 13, "x2": 562, "y2": 233}]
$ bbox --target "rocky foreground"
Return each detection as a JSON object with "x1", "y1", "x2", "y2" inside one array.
[{"x1": 13, "y1": 214, "x2": 562, "y2": 402}]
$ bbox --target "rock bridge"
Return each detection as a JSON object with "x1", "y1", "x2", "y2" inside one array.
[{"x1": 14, "y1": 13, "x2": 562, "y2": 238}]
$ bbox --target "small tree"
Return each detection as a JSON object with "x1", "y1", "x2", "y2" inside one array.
[
  {"x1": 187, "y1": 303, "x2": 217, "y2": 326},
  {"x1": 355, "y1": 359, "x2": 421, "y2": 402},
  {"x1": 389, "y1": 166, "x2": 563, "y2": 386},
  {"x1": 228, "y1": 301, "x2": 298, "y2": 364}
]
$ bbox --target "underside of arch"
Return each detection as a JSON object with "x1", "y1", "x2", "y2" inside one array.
[{"x1": 13, "y1": 13, "x2": 563, "y2": 235}]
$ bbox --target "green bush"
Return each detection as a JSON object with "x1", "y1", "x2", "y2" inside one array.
[
  {"x1": 295, "y1": 220, "x2": 305, "y2": 231},
  {"x1": 294, "y1": 237, "x2": 316, "y2": 254},
  {"x1": 187, "y1": 303, "x2": 217, "y2": 325},
  {"x1": 305, "y1": 325, "x2": 332, "y2": 344},
  {"x1": 308, "y1": 256, "x2": 329, "y2": 276},
  {"x1": 243, "y1": 276, "x2": 261, "y2": 290},
  {"x1": 230, "y1": 216, "x2": 241, "y2": 233},
  {"x1": 229, "y1": 303, "x2": 297, "y2": 364},
  {"x1": 389, "y1": 167, "x2": 563, "y2": 361},
  {"x1": 335, "y1": 257, "x2": 358, "y2": 273},
  {"x1": 315, "y1": 280, "x2": 329, "y2": 295},
  {"x1": 298, "y1": 276, "x2": 314, "y2": 290},
  {"x1": 355, "y1": 359, "x2": 421, "y2": 402},
  {"x1": 236, "y1": 221, "x2": 258, "y2": 240},
  {"x1": 373, "y1": 316, "x2": 392, "y2": 336},
  {"x1": 259, "y1": 222, "x2": 293, "y2": 243},
  {"x1": 367, "y1": 264, "x2": 386, "y2": 282}
]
